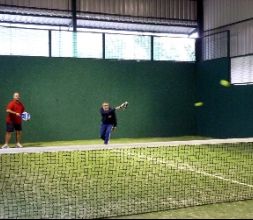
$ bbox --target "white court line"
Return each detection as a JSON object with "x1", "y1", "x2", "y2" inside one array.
[
  {"x1": 115, "y1": 150, "x2": 253, "y2": 189},
  {"x1": 1, "y1": 137, "x2": 253, "y2": 154}
]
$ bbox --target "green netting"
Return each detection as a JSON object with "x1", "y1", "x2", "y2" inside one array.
[{"x1": 0, "y1": 143, "x2": 253, "y2": 219}]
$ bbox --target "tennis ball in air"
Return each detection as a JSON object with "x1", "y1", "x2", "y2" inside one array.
[
  {"x1": 220, "y1": 79, "x2": 230, "y2": 87},
  {"x1": 194, "y1": 102, "x2": 204, "y2": 107}
]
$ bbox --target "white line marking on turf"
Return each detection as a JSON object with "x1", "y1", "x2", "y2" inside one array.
[{"x1": 115, "y1": 150, "x2": 253, "y2": 189}]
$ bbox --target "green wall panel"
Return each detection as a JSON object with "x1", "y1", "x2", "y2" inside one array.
[
  {"x1": 0, "y1": 56, "x2": 196, "y2": 142},
  {"x1": 196, "y1": 58, "x2": 253, "y2": 138}
]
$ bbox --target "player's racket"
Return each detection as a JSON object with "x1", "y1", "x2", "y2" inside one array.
[{"x1": 21, "y1": 112, "x2": 31, "y2": 121}]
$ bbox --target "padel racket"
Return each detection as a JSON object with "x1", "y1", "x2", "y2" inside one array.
[{"x1": 21, "y1": 112, "x2": 31, "y2": 121}]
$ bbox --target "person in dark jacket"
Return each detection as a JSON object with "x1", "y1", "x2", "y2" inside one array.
[{"x1": 100, "y1": 101, "x2": 128, "y2": 145}]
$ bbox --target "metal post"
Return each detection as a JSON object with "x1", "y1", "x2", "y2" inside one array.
[
  {"x1": 48, "y1": 30, "x2": 52, "y2": 57},
  {"x1": 151, "y1": 36, "x2": 154, "y2": 61},
  {"x1": 72, "y1": 0, "x2": 77, "y2": 32},
  {"x1": 72, "y1": 0, "x2": 77, "y2": 57},
  {"x1": 102, "y1": 33, "x2": 105, "y2": 59},
  {"x1": 196, "y1": 0, "x2": 204, "y2": 62}
]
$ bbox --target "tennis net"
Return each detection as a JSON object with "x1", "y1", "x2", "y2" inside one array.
[{"x1": 0, "y1": 138, "x2": 253, "y2": 219}]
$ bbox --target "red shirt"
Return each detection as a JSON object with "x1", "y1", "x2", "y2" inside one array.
[{"x1": 6, "y1": 100, "x2": 25, "y2": 124}]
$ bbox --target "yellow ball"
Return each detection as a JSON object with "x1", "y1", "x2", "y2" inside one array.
[
  {"x1": 220, "y1": 79, "x2": 230, "y2": 87},
  {"x1": 194, "y1": 102, "x2": 204, "y2": 107}
]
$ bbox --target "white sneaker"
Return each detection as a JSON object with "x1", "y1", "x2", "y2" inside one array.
[
  {"x1": 1, "y1": 144, "x2": 9, "y2": 149},
  {"x1": 16, "y1": 143, "x2": 23, "y2": 148}
]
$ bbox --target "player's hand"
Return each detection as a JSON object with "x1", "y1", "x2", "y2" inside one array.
[
  {"x1": 15, "y1": 113, "x2": 20, "y2": 117},
  {"x1": 112, "y1": 127, "x2": 117, "y2": 131}
]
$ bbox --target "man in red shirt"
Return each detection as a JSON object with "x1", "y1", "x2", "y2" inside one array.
[{"x1": 2, "y1": 92, "x2": 25, "y2": 149}]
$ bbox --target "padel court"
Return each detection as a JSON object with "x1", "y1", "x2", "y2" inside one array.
[{"x1": 0, "y1": 0, "x2": 253, "y2": 219}]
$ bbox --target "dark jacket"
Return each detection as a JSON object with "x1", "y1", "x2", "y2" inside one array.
[{"x1": 100, "y1": 107, "x2": 117, "y2": 127}]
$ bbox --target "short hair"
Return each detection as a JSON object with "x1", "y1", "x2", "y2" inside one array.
[
  {"x1": 13, "y1": 92, "x2": 20, "y2": 97},
  {"x1": 102, "y1": 102, "x2": 110, "y2": 107}
]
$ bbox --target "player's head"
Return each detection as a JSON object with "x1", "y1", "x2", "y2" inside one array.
[
  {"x1": 102, "y1": 102, "x2": 110, "y2": 111},
  {"x1": 13, "y1": 92, "x2": 20, "y2": 101}
]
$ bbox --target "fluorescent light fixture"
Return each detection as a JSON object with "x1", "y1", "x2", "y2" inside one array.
[
  {"x1": 0, "y1": 22, "x2": 71, "y2": 31},
  {"x1": 189, "y1": 32, "x2": 199, "y2": 39},
  {"x1": 0, "y1": 14, "x2": 71, "y2": 27},
  {"x1": 77, "y1": 27, "x2": 190, "y2": 38},
  {"x1": 77, "y1": 19, "x2": 196, "y2": 35}
]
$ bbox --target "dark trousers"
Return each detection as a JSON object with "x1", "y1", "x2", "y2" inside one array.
[{"x1": 100, "y1": 124, "x2": 113, "y2": 144}]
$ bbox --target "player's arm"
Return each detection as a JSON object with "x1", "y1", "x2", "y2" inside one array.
[
  {"x1": 115, "y1": 101, "x2": 128, "y2": 111},
  {"x1": 6, "y1": 109, "x2": 20, "y2": 116},
  {"x1": 115, "y1": 104, "x2": 121, "y2": 110},
  {"x1": 6, "y1": 102, "x2": 20, "y2": 116}
]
